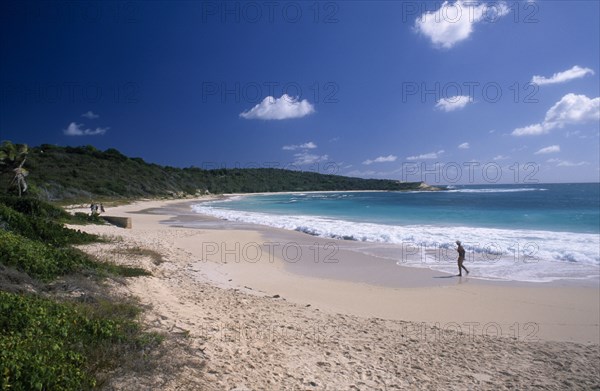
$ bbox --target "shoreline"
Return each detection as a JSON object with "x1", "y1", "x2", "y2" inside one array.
[
  {"x1": 173, "y1": 202, "x2": 600, "y2": 344},
  {"x1": 183, "y1": 194, "x2": 600, "y2": 287},
  {"x1": 81, "y1": 197, "x2": 600, "y2": 344}
]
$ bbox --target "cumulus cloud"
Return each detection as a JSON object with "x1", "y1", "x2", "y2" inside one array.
[
  {"x1": 406, "y1": 150, "x2": 445, "y2": 160},
  {"x1": 458, "y1": 142, "x2": 470, "y2": 149},
  {"x1": 81, "y1": 110, "x2": 99, "y2": 119},
  {"x1": 362, "y1": 155, "x2": 398, "y2": 165},
  {"x1": 282, "y1": 142, "x2": 317, "y2": 151},
  {"x1": 544, "y1": 94, "x2": 599, "y2": 127},
  {"x1": 436, "y1": 95, "x2": 473, "y2": 112},
  {"x1": 512, "y1": 123, "x2": 546, "y2": 136},
  {"x1": 63, "y1": 122, "x2": 108, "y2": 136},
  {"x1": 532, "y1": 65, "x2": 595, "y2": 86},
  {"x1": 240, "y1": 94, "x2": 315, "y2": 120},
  {"x1": 414, "y1": 0, "x2": 509, "y2": 49},
  {"x1": 512, "y1": 93, "x2": 600, "y2": 136},
  {"x1": 534, "y1": 145, "x2": 560, "y2": 154}
]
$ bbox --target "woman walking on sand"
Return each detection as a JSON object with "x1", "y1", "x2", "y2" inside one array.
[{"x1": 456, "y1": 240, "x2": 469, "y2": 277}]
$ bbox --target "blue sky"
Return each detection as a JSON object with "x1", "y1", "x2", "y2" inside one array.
[{"x1": 1, "y1": 0, "x2": 598, "y2": 185}]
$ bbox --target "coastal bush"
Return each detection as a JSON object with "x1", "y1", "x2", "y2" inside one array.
[
  {"x1": 93, "y1": 261, "x2": 152, "y2": 278},
  {"x1": 0, "y1": 230, "x2": 92, "y2": 281},
  {"x1": 0, "y1": 203, "x2": 99, "y2": 246},
  {"x1": 0, "y1": 195, "x2": 70, "y2": 221},
  {"x1": 0, "y1": 291, "x2": 161, "y2": 390},
  {"x1": 0, "y1": 229, "x2": 151, "y2": 281},
  {"x1": 70, "y1": 211, "x2": 105, "y2": 225}
]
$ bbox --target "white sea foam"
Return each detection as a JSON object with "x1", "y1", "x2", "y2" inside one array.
[{"x1": 191, "y1": 203, "x2": 600, "y2": 283}]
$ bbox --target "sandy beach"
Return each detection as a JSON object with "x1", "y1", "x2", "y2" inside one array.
[{"x1": 69, "y1": 198, "x2": 600, "y2": 390}]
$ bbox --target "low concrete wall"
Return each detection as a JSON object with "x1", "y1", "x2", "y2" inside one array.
[{"x1": 101, "y1": 216, "x2": 132, "y2": 229}]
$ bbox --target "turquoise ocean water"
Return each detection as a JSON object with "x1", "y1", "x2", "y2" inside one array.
[{"x1": 193, "y1": 183, "x2": 600, "y2": 283}]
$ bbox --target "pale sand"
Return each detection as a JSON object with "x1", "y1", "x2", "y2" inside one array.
[{"x1": 68, "y1": 198, "x2": 600, "y2": 390}]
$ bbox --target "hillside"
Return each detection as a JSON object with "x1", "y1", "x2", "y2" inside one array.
[{"x1": 12, "y1": 144, "x2": 427, "y2": 200}]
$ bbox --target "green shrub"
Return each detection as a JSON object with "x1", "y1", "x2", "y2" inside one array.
[
  {"x1": 0, "y1": 196, "x2": 70, "y2": 221},
  {"x1": 0, "y1": 203, "x2": 99, "y2": 246},
  {"x1": 96, "y1": 262, "x2": 152, "y2": 278},
  {"x1": 0, "y1": 230, "x2": 150, "y2": 281},
  {"x1": 0, "y1": 291, "x2": 159, "y2": 390},
  {"x1": 70, "y1": 212, "x2": 105, "y2": 225},
  {"x1": 0, "y1": 230, "x2": 92, "y2": 281}
]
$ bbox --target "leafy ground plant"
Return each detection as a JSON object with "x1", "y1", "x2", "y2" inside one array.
[
  {"x1": 0, "y1": 291, "x2": 162, "y2": 390},
  {"x1": 0, "y1": 203, "x2": 99, "y2": 247}
]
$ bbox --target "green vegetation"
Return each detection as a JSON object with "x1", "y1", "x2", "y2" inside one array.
[
  {"x1": 0, "y1": 141, "x2": 29, "y2": 197},
  {"x1": 0, "y1": 230, "x2": 94, "y2": 281},
  {"x1": 0, "y1": 196, "x2": 157, "y2": 390},
  {"x1": 0, "y1": 199, "x2": 97, "y2": 247},
  {"x1": 12, "y1": 144, "x2": 424, "y2": 201},
  {"x1": 0, "y1": 292, "x2": 161, "y2": 390}
]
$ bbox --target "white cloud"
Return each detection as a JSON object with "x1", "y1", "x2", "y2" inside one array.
[
  {"x1": 293, "y1": 152, "x2": 329, "y2": 165},
  {"x1": 544, "y1": 94, "x2": 599, "y2": 128},
  {"x1": 282, "y1": 141, "x2": 317, "y2": 151},
  {"x1": 436, "y1": 95, "x2": 473, "y2": 112},
  {"x1": 512, "y1": 123, "x2": 546, "y2": 136},
  {"x1": 414, "y1": 0, "x2": 509, "y2": 49},
  {"x1": 63, "y1": 122, "x2": 108, "y2": 136},
  {"x1": 532, "y1": 65, "x2": 595, "y2": 86},
  {"x1": 81, "y1": 111, "x2": 99, "y2": 119},
  {"x1": 282, "y1": 140, "x2": 327, "y2": 165},
  {"x1": 240, "y1": 94, "x2": 315, "y2": 120},
  {"x1": 512, "y1": 93, "x2": 600, "y2": 136},
  {"x1": 458, "y1": 142, "x2": 470, "y2": 149},
  {"x1": 493, "y1": 155, "x2": 510, "y2": 161},
  {"x1": 547, "y1": 158, "x2": 587, "y2": 167},
  {"x1": 406, "y1": 150, "x2": 445, "y2": 160},
  {"x1": 534, "y1": 145, "x2": 560, "y2": 154},
  {"x1": 363, "y1": 154, "x2": 398, "y2": 165}
]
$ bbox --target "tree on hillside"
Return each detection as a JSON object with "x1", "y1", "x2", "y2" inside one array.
[{"x1": 0, "y1": 141, "x2": 29, "y2": 196}]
